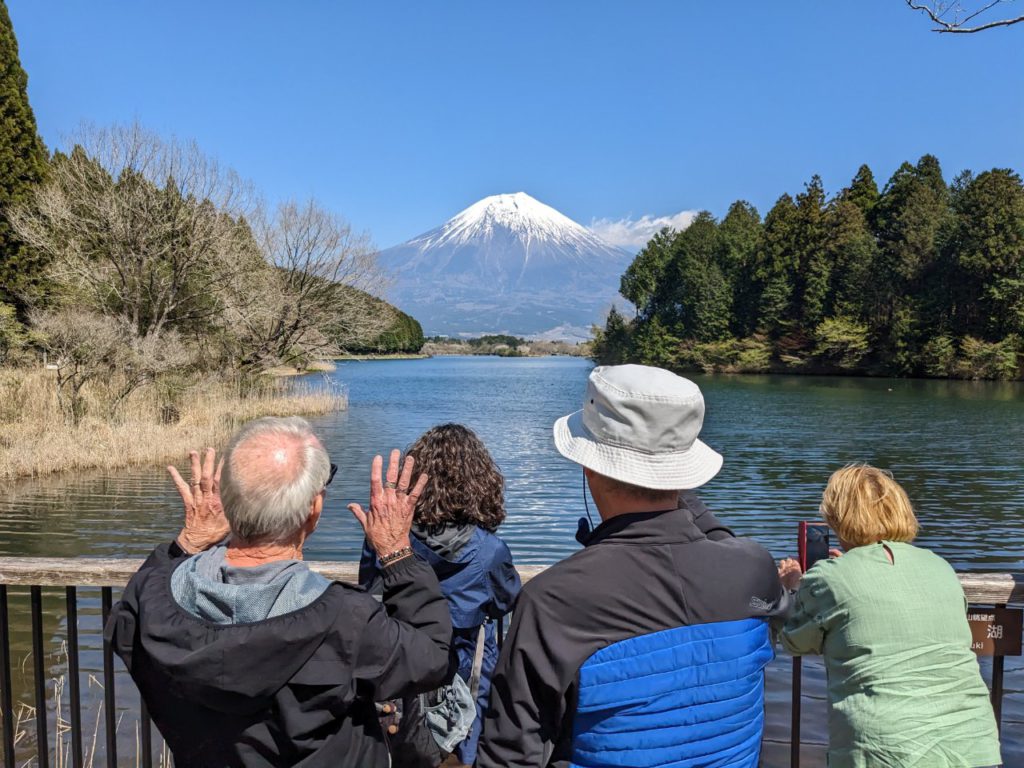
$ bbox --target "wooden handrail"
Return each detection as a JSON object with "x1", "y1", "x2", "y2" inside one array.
[
  {"x1": 0, "y1": 557, "x2": 1019, "y2": 603},
  {"x1": 0, "y1": 557, "x2": 547, "y2": 589}
]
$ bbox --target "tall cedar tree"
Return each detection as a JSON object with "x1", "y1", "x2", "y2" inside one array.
[
  {"x1": 843, "y1": 164, "x2": 880, "y2": 221},
  {"x1": 870, "y1": 156, "x2": 949, "y2": 371},
  {"x1": 620, "y1": 227, "x2": 674, "y2": 318},
  {"x1": 948, "y1": 169, "x2": 1024, "y2": 339},
  {"x1": 659, "y1": 212, "x2": 731, "y2": 342},
  {"x1": 0, "y1": 1, "x2": 48, "y2": 313},
  {"x1": 754, "y1": 194, "x2": 799, "y2": 338},
  {"x1": 792, "y1": 175, "x2": 830, "y2": 334},
  {"x1": 825, "y1": 198, "x2": 876, "y2": 320},
  {"x1": 716, "y1": 201, "x2": 761, "y2": 337},
  {"x1": 592, "y1": 305, "x2": 632, "y2": 365}
]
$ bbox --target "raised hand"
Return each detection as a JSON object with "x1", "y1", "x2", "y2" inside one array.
[
  {"x1": 777, "y1": 557, "x2": 803, "y2": 592},
  {"x1": 169, "y1": 447, "x2": 231, "y2": 554},
  {"x1": 348, "y1": 449, "x2": 428, "y2": 559}
]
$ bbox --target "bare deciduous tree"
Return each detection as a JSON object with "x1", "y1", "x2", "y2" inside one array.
[
  {"x1": 10, "y1": 122, "x2": 259, "y2": 340},
  {"x1": 223, "y1": 199, "x2": 393, "y2": 371},
  {"x1": 104, "y1": 329, "x2": 195, "y2": 417},
  {"x1": 906, "y1": 0, "x2": 1024, "y2": 32},
  {"x1": 12, "y1": 122, "x2": 395, "y2": 381},
  {"x1": 32, "y1": 308, "x2": 124, "y2": 424}
]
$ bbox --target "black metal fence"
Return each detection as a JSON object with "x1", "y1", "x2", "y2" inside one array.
[{"x1": 0, "y1": 560, "x2": 1019, "y2": 768}]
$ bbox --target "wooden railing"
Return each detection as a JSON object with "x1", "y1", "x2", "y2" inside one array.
[{"x1": 0, "y1": 558, "x2": 1019, "y2": 768}]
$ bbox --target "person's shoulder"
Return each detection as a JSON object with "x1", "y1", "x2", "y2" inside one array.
[
  {"x1": 476, "y1": 528, "x2": 515, "y2": 562},
  {"x1": 129, "y1": 543, "x2": 189, "y2": 593},
  {"x1": 897, "y1": 542, "x2": 959, "y2": 577},
  {"x1": 703, "y1": 533, "x2": 777, "y2": 574},
  {"x1": 513, "y1": 547, "x2": 601, "y2": 609},
  {"x1": 796, "y1": 556, "x2": 846, "y2": 604}
]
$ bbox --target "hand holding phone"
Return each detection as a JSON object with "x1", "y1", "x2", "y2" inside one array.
[{"x1": 798, "y1": 522, "x2": 830, "y2": 572}]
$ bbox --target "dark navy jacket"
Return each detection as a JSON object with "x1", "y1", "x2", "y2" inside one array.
[
  {"x1": 359, "y1": 525, "x2": 520, "y2": 764},
  {"x1": 475, "y1": 504, "x2": 786, "y2": 768}
]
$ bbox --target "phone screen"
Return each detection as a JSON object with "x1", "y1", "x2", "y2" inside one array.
[{"x1": 799, "y1": 522, "x2": 830, "y2": 571}]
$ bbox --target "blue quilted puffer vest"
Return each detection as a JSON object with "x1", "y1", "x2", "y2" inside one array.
[{"x1": 570, "y1": 618, "x2": 773, "y2": 768}]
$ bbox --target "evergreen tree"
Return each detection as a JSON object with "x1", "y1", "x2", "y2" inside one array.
[
  {"x1": 870, "y1": 157, "x2": 950, "y2": 371},
  {"x1": 0, "y1": 0, "x2": 48, "y2": 313},
  {"x1": 841, "y1": 164, "x2": 880, "y2": 220},
  {"x1": 620, "y1": 227, "x2": 674, "y2": 318},
  {"x1": 631, "y1": 314, "x2": 680, "y2": 368},
  {"x1": 753, "y1": 194, "x2": 799, "y2": 337},
  {"x1": 825, "y1": 198, "x2": 876, "y2": 320},
  {"x1": 658, "y1": 212, "x2": 731, "y2": 342},
  {"x1": 792, "y1": 175, "x2": 830, "y2": 331},
  {"x1": 716, "y1": 200, "x2": 762, "y2": 336},
  {"x1": 592, "y1": 306, "x2": 632, "y2": 365},
  {"x1": 948, "y1": 169, "x2": 1024, "y2": 339}
]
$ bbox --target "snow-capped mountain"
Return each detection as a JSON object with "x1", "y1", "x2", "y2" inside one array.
[{"x1": 378, "y1": 192, "x2": 632, "y2": 338}]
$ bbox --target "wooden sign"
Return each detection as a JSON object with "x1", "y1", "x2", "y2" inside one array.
[{"x1": 967, "y1": 606, "x2": 1023, "y2": 656}]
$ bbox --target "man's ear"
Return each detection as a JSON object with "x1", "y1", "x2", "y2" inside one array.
[{"x1": 306, "y1": 494, "x2": 323, "y2": 534}]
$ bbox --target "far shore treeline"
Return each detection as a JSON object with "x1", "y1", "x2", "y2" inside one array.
[{"x1": 593, "y1": 157, "x2": 1024, "y2": 380}]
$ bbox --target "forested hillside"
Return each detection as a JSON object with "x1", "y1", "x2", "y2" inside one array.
[
  {"x1": 594, "y1": 156, "x2": 1024, "y2": 380},
  {"x1": 0, "y1": 0, "x2": 427, "y2": 448}
]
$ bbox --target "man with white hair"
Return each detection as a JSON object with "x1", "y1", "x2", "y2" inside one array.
[
  {"x1": 106, "y1": 416, "x2": 453, "y2": 767},
  {"x1": 477, "y1": 365, "x2": 787, "y2": 768}
]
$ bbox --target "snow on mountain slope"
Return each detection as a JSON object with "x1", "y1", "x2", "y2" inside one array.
[{"x1": 378, "y1": 192, "x2": 632, "y2": 337}]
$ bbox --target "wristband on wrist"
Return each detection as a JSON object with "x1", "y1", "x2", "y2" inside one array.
[{"x1": 379, "y1": 547, "x2": 413, "y2": 567}]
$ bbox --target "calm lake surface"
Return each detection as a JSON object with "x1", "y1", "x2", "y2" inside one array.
[{"x1": 0, "y1": 356, "x2": 1021, "y2": 765}]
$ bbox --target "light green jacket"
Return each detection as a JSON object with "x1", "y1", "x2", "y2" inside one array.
[{"x1": 781, "y1": 542, "x2": 1001, "y2": 768}]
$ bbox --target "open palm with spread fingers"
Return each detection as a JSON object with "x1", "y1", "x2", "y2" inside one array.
[
  {"x1": 348, "y1": 449, "x2": 429, "y2": 558},
  {"x1": 169, "y1": 447, "x2": 231, "y2": 554}
]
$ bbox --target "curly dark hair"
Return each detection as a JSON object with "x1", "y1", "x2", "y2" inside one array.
[{"x1": 406, "y1": 423, "x2": 506, "y2": 531}]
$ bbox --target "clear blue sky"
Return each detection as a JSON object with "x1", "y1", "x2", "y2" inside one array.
[{"x1": 8, "y1": 1, "x2": 1023, "y2": 249}]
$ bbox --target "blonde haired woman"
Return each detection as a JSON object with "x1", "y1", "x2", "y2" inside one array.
[{"x1": 778, "y1": 464, "x2": 1001, "y2": 768}]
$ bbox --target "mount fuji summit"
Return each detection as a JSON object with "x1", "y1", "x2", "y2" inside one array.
[{"x1": 377, "y1": 192, "x2": 632, "y2": 339}]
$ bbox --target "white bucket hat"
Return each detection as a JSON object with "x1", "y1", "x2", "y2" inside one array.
[{"x1": 553, "y1": 364, "x2": 723, "y2": 490}]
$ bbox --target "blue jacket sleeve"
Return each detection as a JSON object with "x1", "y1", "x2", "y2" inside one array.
[{"x1": 486, "y1": 538, "x2": 521, "y2": 618}]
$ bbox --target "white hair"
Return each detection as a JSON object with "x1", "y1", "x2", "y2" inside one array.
[{"x1": 220, "y1": 416, "x2": 331, "y2": 544}]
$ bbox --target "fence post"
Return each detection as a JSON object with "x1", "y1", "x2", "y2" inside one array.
[{"x1": 790, "y1": 656, "x2": 802, "y2": 768}]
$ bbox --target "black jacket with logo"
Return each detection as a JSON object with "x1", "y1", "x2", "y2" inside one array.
[
  {"x1": 476, "y1": 501, "x2": 787, "y2": 768},
  {"x1": 105, "y1": 542, "x2": 453, "y2": 768}
]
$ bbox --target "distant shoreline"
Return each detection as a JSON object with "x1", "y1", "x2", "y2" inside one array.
[
  {"x1": 270, "y1": 351, "x2": 592, "y2": 366},
  {"x1": 333, "y1": 353, "x2": 430, "y2": 361}
]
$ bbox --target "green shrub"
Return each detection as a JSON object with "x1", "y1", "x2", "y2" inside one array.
[
  {"x1": 0, "y1": 303, "x2": 27, "y2": 364},
  {"x1": 812, "y1": 316, "x2": 869, "y2": 370},
  {"x1": 922, "y1": 335, "x2": 957, "y2": 378},
  {"x1": 957, "y1": 335, "x2": 1020, "y2": 380}
]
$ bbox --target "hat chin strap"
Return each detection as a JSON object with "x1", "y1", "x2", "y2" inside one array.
[{"x1": 576, "y1": 469, "x2": 596, "y2": 546}]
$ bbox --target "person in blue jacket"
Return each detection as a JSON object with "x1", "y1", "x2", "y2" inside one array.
[{"x1": 360, "y1": 423, "x2": 521, "y2": 767}]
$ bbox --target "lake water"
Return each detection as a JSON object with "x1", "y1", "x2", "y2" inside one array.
[{"x1": 0, "y1": 356, "x2": 1021, "y2": 765}]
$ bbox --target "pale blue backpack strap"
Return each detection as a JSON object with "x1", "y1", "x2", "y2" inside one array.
[{"x1": 468, "y1": 623, "x2": 486, "y2": 703}]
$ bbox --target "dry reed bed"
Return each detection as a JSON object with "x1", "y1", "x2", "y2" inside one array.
[{"x1": 0, "y1": 369, "x2": 346, "y2": 482}]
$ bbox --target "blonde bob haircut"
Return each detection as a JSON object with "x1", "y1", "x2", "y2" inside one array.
[{"x1": 820, "y1": 464, "x2": 919, "y2": 547}]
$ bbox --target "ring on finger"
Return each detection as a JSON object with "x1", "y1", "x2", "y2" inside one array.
[{"x1": 384, "y1": 481, "x2": 398, "y2": 489}]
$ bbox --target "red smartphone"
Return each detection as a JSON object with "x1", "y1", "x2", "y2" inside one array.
[{"x1": 798, "y1": 522, "x2": 830, "y2": 572}]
